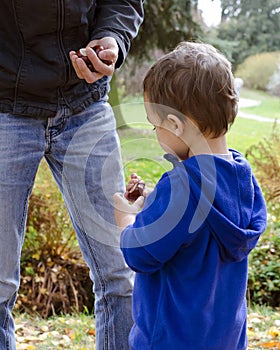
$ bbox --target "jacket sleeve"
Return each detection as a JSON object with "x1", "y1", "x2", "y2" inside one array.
[
  {"x1": 91, "y1": 0, "x2": 144, "y2": 67},
  {"x1": 121, "y1": 170, "x2": 198, "y2": 274}
]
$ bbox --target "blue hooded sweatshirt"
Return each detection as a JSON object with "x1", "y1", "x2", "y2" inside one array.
[{"x1": 121, "y1": 150, "x2": 267, "y2": 350}]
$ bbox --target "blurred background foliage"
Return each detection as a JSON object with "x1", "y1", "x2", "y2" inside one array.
[
  {"x1": 246, "y1": 124, "x2": 280, "y2": 307},
  {"x1": 116, "y1": 0, "x2": 280, "y2": 99}
]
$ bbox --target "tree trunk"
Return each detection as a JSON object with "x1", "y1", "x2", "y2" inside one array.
[{"x1": 109, "y1": 74, "x2": 129, "y2": 129}]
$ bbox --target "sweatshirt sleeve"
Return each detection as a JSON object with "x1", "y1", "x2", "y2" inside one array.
[
  {"x1": 91, "y1": 0, "x2": 144, "y2": 67},
  {"x1": 121, "y1": 170, "x2": 198, "y2": 273}
]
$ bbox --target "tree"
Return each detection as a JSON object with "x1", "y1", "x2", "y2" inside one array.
[
  {"x1": 110, "y1": 0, "x2": 202, "y2": 128},
  {"x1": 217, "y1": 0, "x2": 280, "y2": 68},
  {"x1": 130, "y1": 0, "x2": 201, "y2": 60}
]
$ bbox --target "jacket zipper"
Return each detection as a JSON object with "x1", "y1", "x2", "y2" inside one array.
[
  {"x1": 12, "y1": 0, "x2": 25, "y2": 112},
  {"x1": 57, "y1": 0, "x2": 70, "y2": 87}
]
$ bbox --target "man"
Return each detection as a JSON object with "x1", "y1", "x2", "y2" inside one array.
[{"x1": 0, "y1": 1, "x2": 144, "y2": 349}]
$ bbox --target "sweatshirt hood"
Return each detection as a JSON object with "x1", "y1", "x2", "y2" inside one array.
[{"x1": 169, "y1": 150, "x2": 267, "y2": 263}]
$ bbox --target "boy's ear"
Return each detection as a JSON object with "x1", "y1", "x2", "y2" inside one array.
[{"x1": 167, "y1": 114, "x2": 184, "y2": 136}]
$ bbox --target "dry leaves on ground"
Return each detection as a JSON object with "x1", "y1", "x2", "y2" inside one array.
[
  {"x1": 15, "y1": 314, "x2": 96, "y2": 350},
  {"x1": 14, "y1": 308, "x2": 279, "y2": 349},
  {"x1": 247, "y1": 310, "x2": 280, "y2": 349}
]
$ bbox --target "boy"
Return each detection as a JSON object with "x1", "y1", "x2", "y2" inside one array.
[{"x1": 113, "y1": 42, "x2": 267, "y2": 349}]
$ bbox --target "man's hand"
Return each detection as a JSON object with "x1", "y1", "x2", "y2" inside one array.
[{"x1": 69, "y1": 37, "x2": 119, "y2": 83}]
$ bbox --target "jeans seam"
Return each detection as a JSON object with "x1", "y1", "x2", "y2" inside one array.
[
  {"x1": 3, "y1": 300, "x2": 9, "y2": 350},
  {"x1": 81, "y1": 231, "x2": 110, "y2": 350},
  {"x1": 19, "y1": 185, "x2": 34, "y2": 245},
  {"x1": 62, "y1": 172, "x2": 110, "y2": 350},
  {"x1": 45, "y1": 113, "x2": 67, "y2": 154},
  {"x1": 3, "y1": 291, "x2": 17, "y2": 350}
]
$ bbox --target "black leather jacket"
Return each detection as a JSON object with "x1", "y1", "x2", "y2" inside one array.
[{"x1": 0, "y1": 0, "x2": 144, "y2": 118}]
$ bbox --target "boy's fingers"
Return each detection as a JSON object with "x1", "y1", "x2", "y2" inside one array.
[
  {"x1": 113, "y1": 192, "x2": 125, "y2": 208},
  {"x1": 113, "y1": 193, "x2": 134, "y2": 213},
  {"x1": 133, "y1": 195, "x2": 145, "y2": 210},
  {"x1": 113, "y1": 193, "x2": 143, "y2": 214}
]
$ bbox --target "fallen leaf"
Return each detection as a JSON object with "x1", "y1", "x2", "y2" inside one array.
[
  {"x1": 260, "y1": 340, "x2": 280, "y2": 348},
  {"x1": 251, "y1": 317, "x2": 262, "y2": 324},
  {"x1": 269, "y1": 327, "x2": 280, "y2": 337},
  {"x1": 40, "y1": 325, "x2": 49, "y2": 332},
  {"x1": 87, "y1": 328, "x2": 96, "y2": 336}
]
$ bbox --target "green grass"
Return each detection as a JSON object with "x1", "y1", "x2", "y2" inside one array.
[
  {"x1": 119, "y1": 128, "x2": 171, "y2": 186},
  {"x1": 227, "y1": 117, "x2": 275, "y2": 155},
  {"x1": 119, "y1": 100, "x2": 147, "y2": 129},
  {"x1": 240, "y1": 88, "x2": 280, "y2": 119},
  {"x1": 119, "y1": 90, "x2": 278, "y2": 165}
]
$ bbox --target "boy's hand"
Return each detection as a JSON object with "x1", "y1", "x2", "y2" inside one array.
[
  {"x1": 69, "y1": 36, "x2": 118, "y2": 83},
  {"x1": 113, "y1": 193, "x2": 144, "y2": 229}
]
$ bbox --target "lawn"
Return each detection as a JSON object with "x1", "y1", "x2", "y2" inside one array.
[
  {"x1": 240, "y1": 88, "x2": 280, "y2": 119},
  {"x1": 118, "y1": 89, "x2": 279, "y2": 183}
]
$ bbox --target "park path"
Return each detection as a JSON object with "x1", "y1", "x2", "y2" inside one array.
[{"x1": 238, "y1": 98, "x2": 278, "y2": 123}]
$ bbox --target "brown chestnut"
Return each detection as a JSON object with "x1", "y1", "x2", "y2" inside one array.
[
  {"x1": 127, "y1": 180, "x2": 145, "y2": 202},
  {"x1": 76, "y1": 45, "x2": 113, "y2": 72}
]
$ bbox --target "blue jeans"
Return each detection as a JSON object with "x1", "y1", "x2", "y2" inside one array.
[{"x1": 0, "y1": 100, "x2": 134, "y2": 350}]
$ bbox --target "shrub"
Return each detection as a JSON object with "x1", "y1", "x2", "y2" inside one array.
[
  {"x1": 235, "y1": 51, "x2": 280, "y2": 91},
  {"x1": 247, "y1": 225, "x2": 280, "y2": 307},
  {"x1": 16, "y1": 161, "x2": 94, "y2": 318},
  {"x1": 246, "y1": 123, "x2": 280, "y2": 208},
  {"x1": 246, "y1": 124, "x2": 280, "y2": 306},
  {"x1": 267, "y1": 63, "x2": 280, "y2": 97}
]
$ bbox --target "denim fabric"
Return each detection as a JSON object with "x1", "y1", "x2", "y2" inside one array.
[{"x1": 0, "y1": 99, "x2": 134, "y2": 350}]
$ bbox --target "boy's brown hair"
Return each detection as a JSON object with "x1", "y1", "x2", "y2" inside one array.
[{"x1": 143, "y1": 42, "x2": 238, "y2": 138}]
